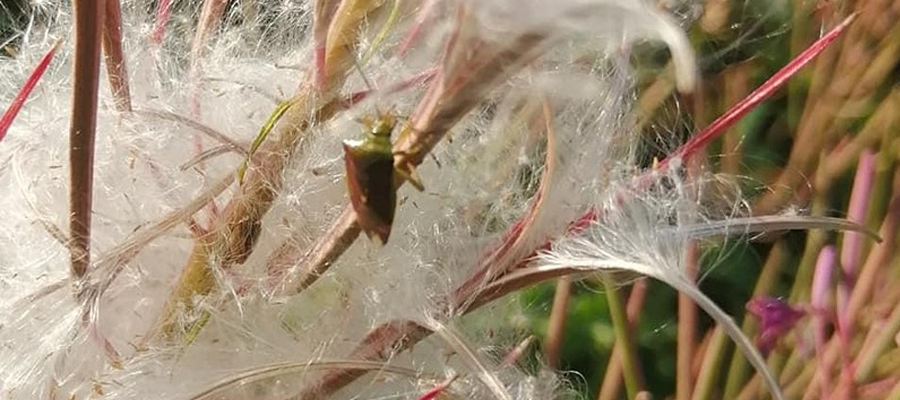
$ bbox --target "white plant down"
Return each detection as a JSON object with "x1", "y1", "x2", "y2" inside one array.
[{"x1": 0, "y1": 1, "x2": 803, "y2": 399}]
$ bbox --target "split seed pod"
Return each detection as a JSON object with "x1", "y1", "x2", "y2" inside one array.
[{"x1": 343, "y1": 112, "x2": 398, "y2": 244}]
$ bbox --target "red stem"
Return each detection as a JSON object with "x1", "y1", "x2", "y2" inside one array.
[
  {"x1": 660, "y1": 14, "x2": 856, "y2": 169},
  {"x1": 0, "y1": 41, "x2": 59, "y2": 142}
]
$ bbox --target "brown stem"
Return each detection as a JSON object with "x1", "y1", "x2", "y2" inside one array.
[
  {"x1": 70, "y1": 0, "x2": 106, "y2": 279},
  {"x1": 101, "y1": 0, "x2": 131, "y2": 112},
  {"x1": 544, "y1": 276, "x2": 572, "y2": 369},
  {"x1": 293, "y1": 264, "x2": 592, "y2": 400},
  {"x1": 823, "y1": 88, "x2": 900, "y2": 181},
  {"x1": 754, "y1": 16, "x2": 865, "y2": 214},
  {"x1": 676, "y1": 242, "x2": 699, "y2": 400},
  {"x1": 268, "y1": 207, "x2": 362, "y2": 295},
  {"x1": 699, "y1": 0, "x2": 729, "y2": 34},
  {"x1": 846, "y1": 171, "x2": 900, "y2": 325},
  {"x1": 295, "y1": 320, "x2": 433, "y2": 400},
  {"x1": 721, "y1": 62, "x2": 751, "y2": 176}
]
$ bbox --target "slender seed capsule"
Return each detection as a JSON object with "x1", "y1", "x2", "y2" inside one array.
[{"x1": 343, "y1": 112, "x2": 398, "y2": 244}]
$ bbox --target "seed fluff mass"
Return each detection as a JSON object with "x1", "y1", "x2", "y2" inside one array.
[{"x1": 0, "y1": 1, "x2": 863, "y2": 400}]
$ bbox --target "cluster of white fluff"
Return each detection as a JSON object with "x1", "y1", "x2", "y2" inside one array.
[{"x1": 0, "y1": 1, "x2": 792, "y2": 399}]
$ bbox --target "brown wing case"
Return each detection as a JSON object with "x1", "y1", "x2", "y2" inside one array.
[{"x1": 343, "y1": 142, "x2": 396, "y2": 244}]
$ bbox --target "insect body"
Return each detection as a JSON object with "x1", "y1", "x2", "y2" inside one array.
[{"x1": 343, "y1": 113, "x2": 400, "y2": 244}]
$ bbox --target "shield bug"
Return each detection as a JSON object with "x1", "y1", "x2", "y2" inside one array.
[{"x1": 343, "y1": 112, "x2": 402, "y2": 244}]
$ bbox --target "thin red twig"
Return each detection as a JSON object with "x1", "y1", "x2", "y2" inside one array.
[
  {"x1": 0, "y1": 41, "x2": 60, "y2": 142},
  {"x1": 660, "y1": 14, "x2": 856, "y2": 170},
  {"x1": 415, "y1": 373, "x2": 459, "y2": 400}
]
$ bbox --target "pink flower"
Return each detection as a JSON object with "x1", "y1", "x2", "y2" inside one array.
[{"x1": 746, "y1": 296, "x2": 806, "y2": 354}]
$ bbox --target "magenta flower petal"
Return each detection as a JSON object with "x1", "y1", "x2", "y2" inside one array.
[{"x1": 747, "y1": 296, "x2": 806, "y2": 354}]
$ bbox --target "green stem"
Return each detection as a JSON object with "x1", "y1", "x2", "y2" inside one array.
[
  {"x1": 788, "y1": 195, "x2": 831, "y2": 302},
  {"x1": 786, "y1": 0, "x2": 813, "y2": 133},
  {"x1": 605, "y1": 280, "x2": 643, "y2": 399},
  {"x1": 693, "y1": 328, "x2": 729, "y2": 400},
  {"x1": 855, "y1": 256, "x2": 900, "y2": 381},
  {"x1": 722, "y1": 242, "x2": 789, "y2": 398},
  {"x1": 779, "y1": 199, "x2": 829, "y2": 382},
  {"x1": 360, "y1": 0, "x2": 402, "y2": 66}
]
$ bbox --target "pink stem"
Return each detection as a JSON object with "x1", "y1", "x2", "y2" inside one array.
[
  {"x1": 837, "y1": 149, "x2": 874, "y2": 342},
  {"x1": 397, "y1": 0, "x2": 439, "y2": 57},
  {"x1": 151, "y1": 0, "x2": 173, "y2": 46},
  {"x1": 313, "y1": 0, "x2": 339, "y2": 90},
  {"x1": 812, "y1": 246, "x2": 837, "y2": 397}
]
